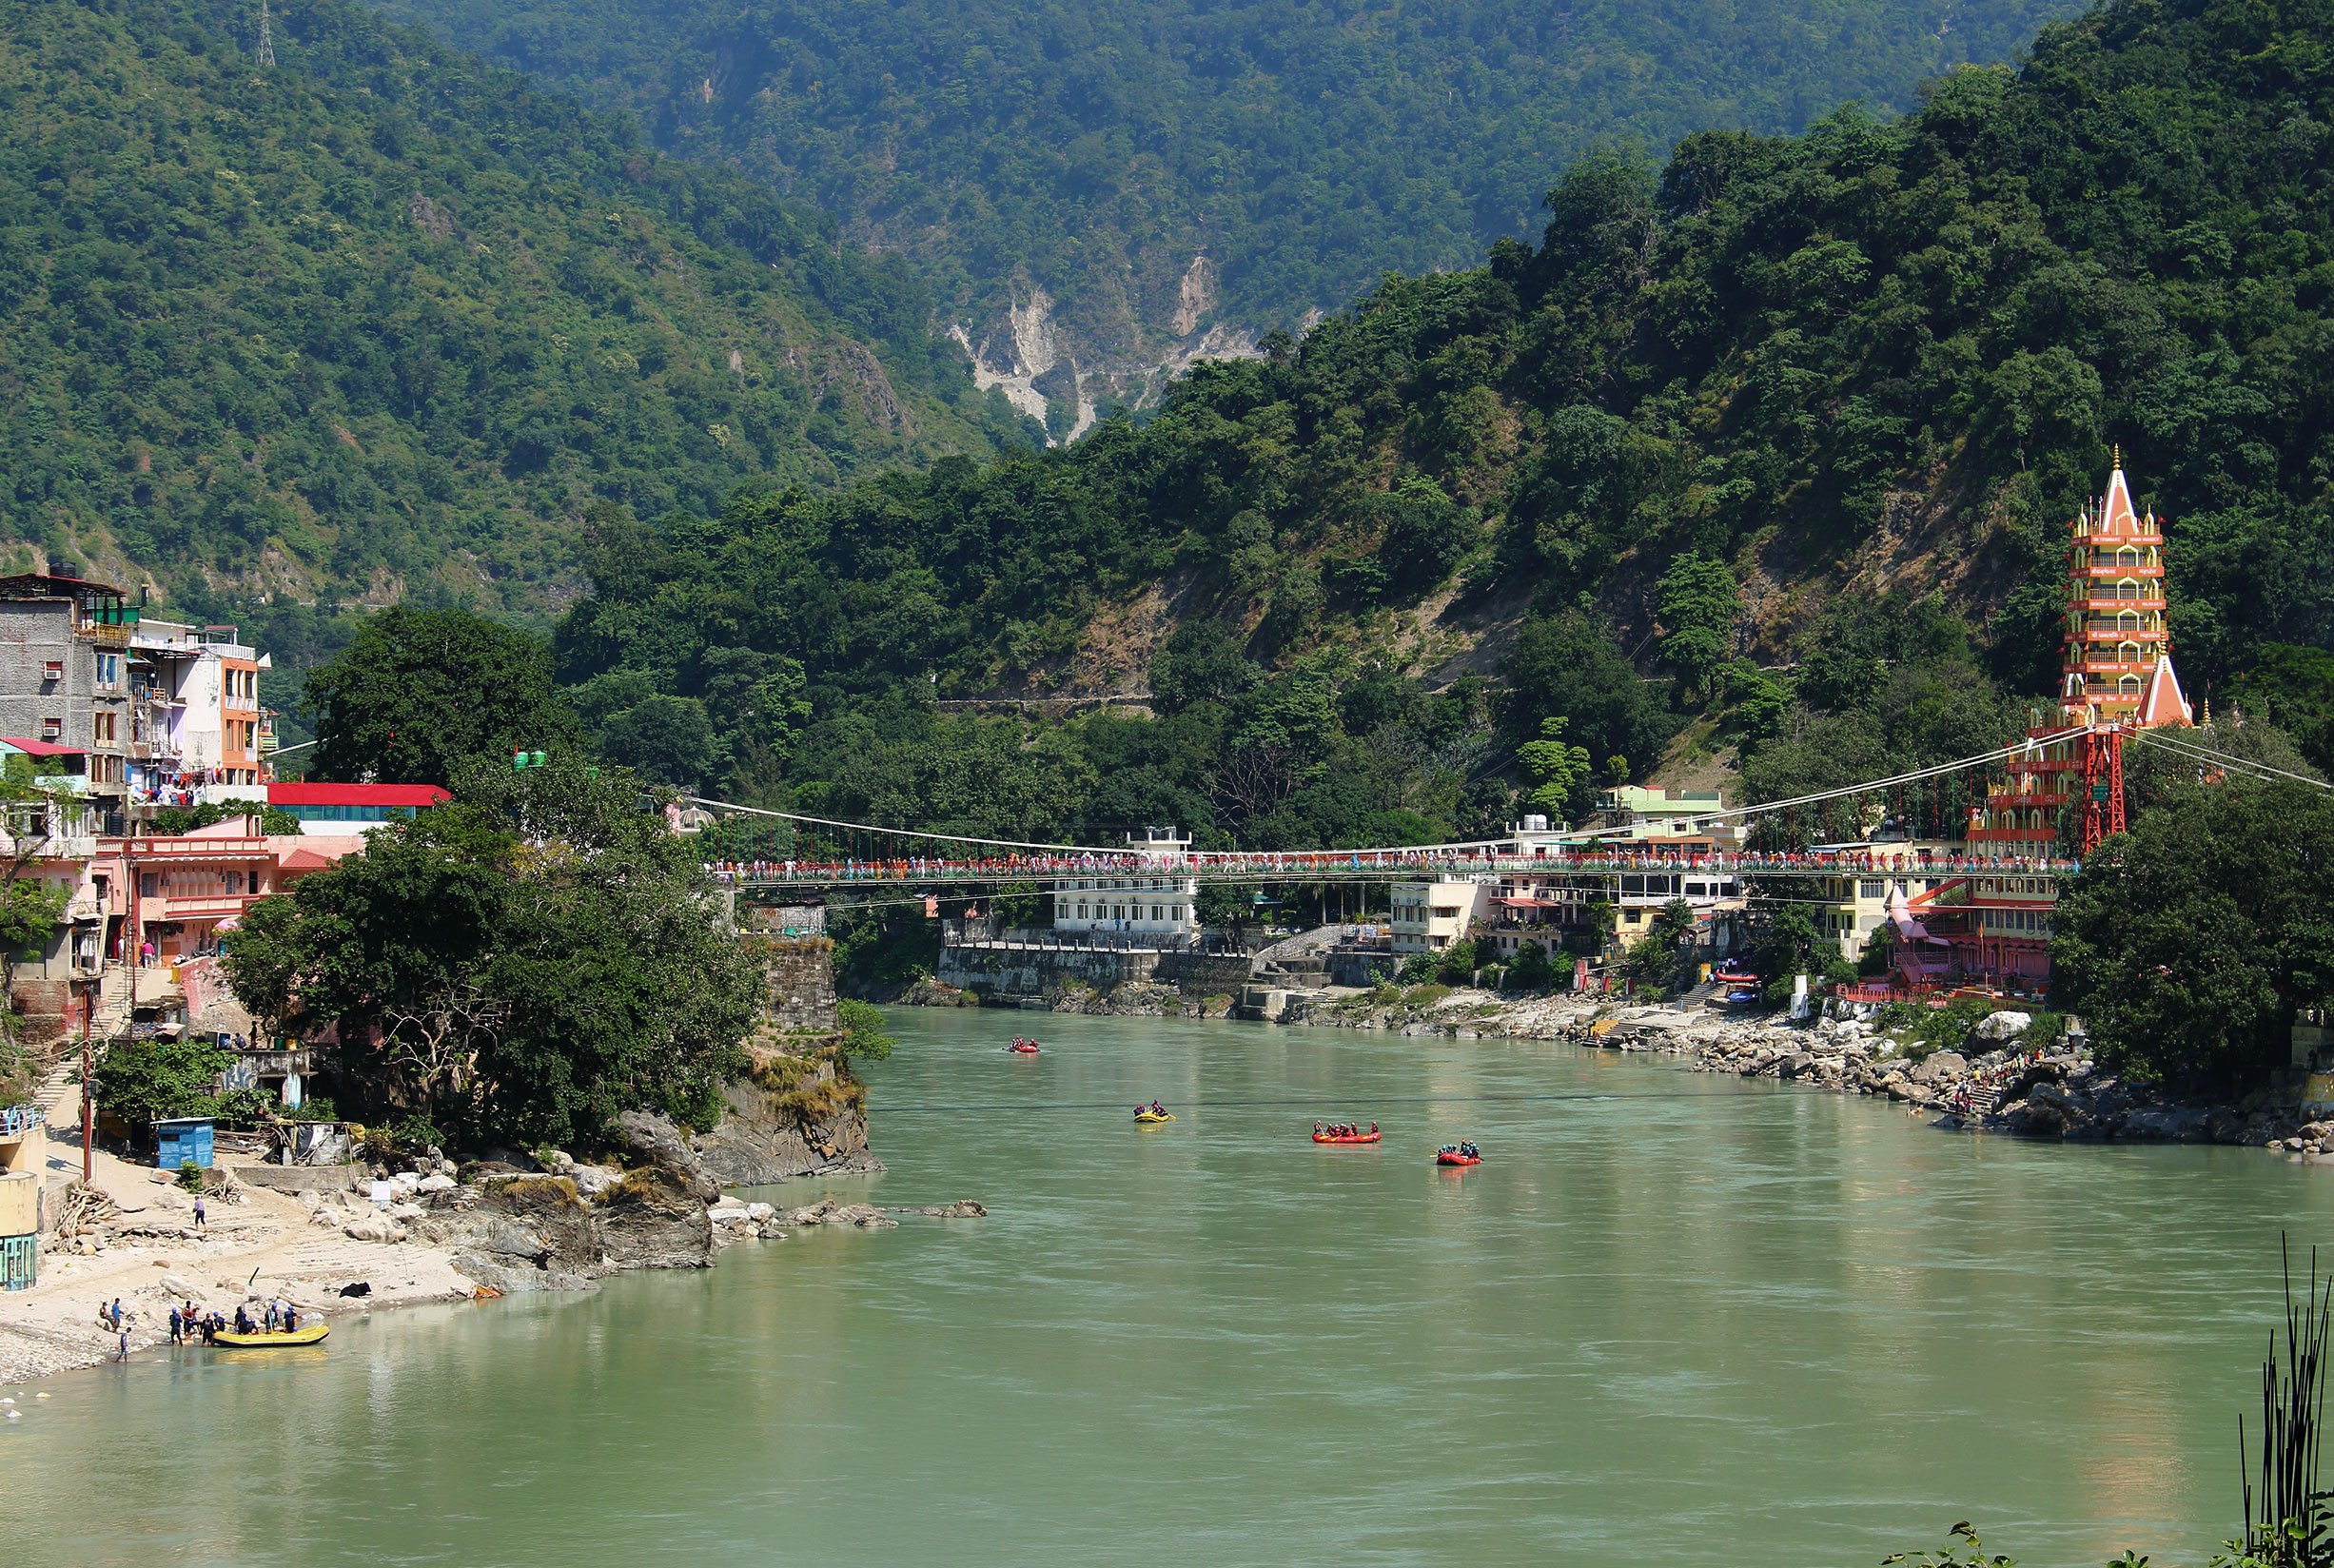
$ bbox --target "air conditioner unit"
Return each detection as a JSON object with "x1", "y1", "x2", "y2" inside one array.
[{"x1": 43, "y1": 660, "x2": 64, "y2": 681}]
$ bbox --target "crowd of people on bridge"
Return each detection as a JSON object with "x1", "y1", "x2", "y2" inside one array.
[{"x1": 700, "y1": 844, "x2": 2084, "y2": 884}]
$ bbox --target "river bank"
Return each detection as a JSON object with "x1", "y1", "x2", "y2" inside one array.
[{"x1": 2, "y1": 1104, "x2": 974, "y2": 1383}]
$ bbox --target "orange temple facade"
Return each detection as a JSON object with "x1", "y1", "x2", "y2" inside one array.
[{"x1": 1888, "y1": 458, "x2": 2194, "y2": 998}]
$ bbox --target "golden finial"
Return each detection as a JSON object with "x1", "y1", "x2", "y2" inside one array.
[{"x1": 2111, "y1": 442, "x2": 2122, "y2": 469}]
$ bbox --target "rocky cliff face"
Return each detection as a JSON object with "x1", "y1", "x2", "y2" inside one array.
[
  {"x1": 691, "y1": 1066, "x2": 878, "y2": 1186},
  {"x1": 950, "y1": 261, "x2": 1261, "y2": 445},
  {"x1": 689, "y1": 917, "x2": 880, "y2": 1185}
]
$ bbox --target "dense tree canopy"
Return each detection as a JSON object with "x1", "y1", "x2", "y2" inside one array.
[
  {"x1": 304, "y1": 607, "x2": 582, "y2": 784},
  {"x1": 379, "y1": 0, "x2": 2083, "y2": 396},
  {"x1": 546, "y1": 0, "x2": 2334, "y2": 856},
  {"x1": 2051, "y1": 781, "x2": 2334, "y2": 1093},
  {"x1": 225, "y1": 757, "x2": 757, "y2": 1147},
  {"x1": 1, "y1": 0, "x2": 1031, "y2": 620}
]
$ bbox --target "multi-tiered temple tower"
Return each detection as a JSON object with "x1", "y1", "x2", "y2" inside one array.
[
  {"x1": 1896, "y1": 458, "x2": 2197, "y2": 997},
  {"x1": 1966, "y1": 454, "x2": 2193, "y2": 859}
]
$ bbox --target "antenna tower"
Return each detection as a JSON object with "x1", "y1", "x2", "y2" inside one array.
[{"x1": 256, "y1": 0, "x2": 275, "y2": 69}]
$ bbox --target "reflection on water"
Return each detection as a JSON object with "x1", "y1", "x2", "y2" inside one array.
[{"x1": 3, "y1": 1010, "x2": 2328, "y2": 1567}]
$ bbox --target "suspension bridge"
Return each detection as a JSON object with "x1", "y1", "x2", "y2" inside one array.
[{"x1": 684, "y1": 722, "x2": 2305, "y2": 893}]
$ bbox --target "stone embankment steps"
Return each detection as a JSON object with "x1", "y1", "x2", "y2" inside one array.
[{"x1": 1246, "y1": 924, "x2": 1340, "y2": 977}]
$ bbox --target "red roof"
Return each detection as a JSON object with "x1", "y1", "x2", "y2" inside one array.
[
  {"x1": 267, "y1": 782, "x2": 450, "y2": 807},
  {"x1": 0, "y1": 738, "x2": 86, "y2": 756}
]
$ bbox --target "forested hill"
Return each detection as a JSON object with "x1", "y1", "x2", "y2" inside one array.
[
  {"x1": 554, "y1": 0, "x2": 2334, "y2": 853},
  {"x1": 0, "y1": 0, "x2": 1032, "y2": 621},
  {"x1": 373, "y1": 0, "x2": 2086, "y2": 430}
]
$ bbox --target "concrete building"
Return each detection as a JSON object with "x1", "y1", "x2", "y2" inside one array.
[
  {"x1": 1390, "y1": 874, "x2": 1493, "y2": 954},
  {"x1": 127, "y1": 617, "x2": 269, "y2": 808},
  {"x1": 1, "y1": 1101, "x2": 38, "y2": 1290},
  {"x1": 1050, "y1": 827, "x2": 1200, "y2": 941},
  {"x1": 0, "y1": 574, "x2": 138, "y2": 832}
]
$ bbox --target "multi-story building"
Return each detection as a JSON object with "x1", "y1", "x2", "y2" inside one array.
[
  {"x1": 0, "y1": 574, "x2": 138, "y2": 832},
  {"x1": 127, "y1": 617, "x2": 269, "y2": 808},
  {"x1": 1390, "y1": 873, "x2": 1493, "y2": 955},
  {"x1": 1050, "y1": 827, "x2": 1201, "y2": 941}
]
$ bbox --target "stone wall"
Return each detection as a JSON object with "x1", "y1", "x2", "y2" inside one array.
[
  {"x1": 689, "y1": 921, "x2": 878, "y2": 1186},
  {"x1": 1152, "y1": 952, "x2": 1255, "y2": 990},
  {"x1": 742, "y1": 931, "x2": 839, "y2": 1050},
  {"x1": 937, "y1": 943, "x2": 1162, "y2": 1001}
]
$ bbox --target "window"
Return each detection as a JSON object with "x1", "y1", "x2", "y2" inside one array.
[{"x1": 96, "y1": 653, "x2": 120, "y2": 688}]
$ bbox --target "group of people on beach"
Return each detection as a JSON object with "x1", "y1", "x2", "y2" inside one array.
[{"x1": 168, "y1": 1302, "x2": 230, "y2": 1346}]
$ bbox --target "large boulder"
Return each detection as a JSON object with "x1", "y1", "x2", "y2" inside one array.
[
  {"x1": 617, "y1": 1110, "x2": 721, "y2": 1204},
  {"x1": 1971, "y1": 1010, "x2": 2033, "y2": 1044},
  {"x1": 690, "y1": 1068, "x2": 883, "y2": 1186},
  {"x1": 422, "y1": 1175, "x2": 603, "y2": 1291},
  {"x1": 1912, "y1": 1050, "x2": 1969, "y2": 1085},
  {"x1": 594, "y1": 1166, "x2": 716, "y2": 1270}
]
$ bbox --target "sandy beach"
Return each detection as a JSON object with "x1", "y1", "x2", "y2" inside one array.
[{"x1": 0, "y1": 1104, "x2": 475, "y2": 1384}]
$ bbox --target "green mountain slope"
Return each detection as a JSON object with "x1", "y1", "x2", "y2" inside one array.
[
  {"x1": 373, "y1": 0, "x2": 2089, "y2": 425},
  {"x1": 553, "y1": 0, "x2": 2334, "y2": 846},
  {"x1": 0, "y1": 0, "x2": 1032, "y2": 617}
]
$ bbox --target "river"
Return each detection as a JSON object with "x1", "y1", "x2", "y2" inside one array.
[{"x1": 4, "y1": 1009, "x2": 2329, "y2": 1566}]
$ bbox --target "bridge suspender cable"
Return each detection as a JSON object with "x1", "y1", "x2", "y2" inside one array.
[
  {"x1": 2127, "y1": 728, "x2": 2333, "y2": 790},
  {"x1": 687, "y1": 727, "x2": 2086, "y2": 863}
]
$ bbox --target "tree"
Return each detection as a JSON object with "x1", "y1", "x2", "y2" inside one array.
[
  {"x1": 226, "y1": 756, "x2": 758, "y2": 1148},
  {"x1": 835, "y1": 999, "x2": 895, "y2": 1064},
  {"x1": 1622, "y1": 898, "x2": 1698, "y2": 989},
  {"x1": 2051, "y1": 781, "x2": 2334, "y2": 1094},
  {"x1": 1655, "y1": 551, "x2": 1738, "y2": 699},
  {"x1": 92, "y1": 1037, "x2": 232, "y2": 1130},
  {"x1": 1504, "y1": 612, "x2": 1673, "y2": 783},
  {"x1": 1517, "y1": 716, "x2": 1593, "y2": 819},
  {"x1": 304, "y1": 607, "x2": 584, "y2": 787},
  {"x1": 1504, "y1": 939, "x2": 1556, "y2": 992}
]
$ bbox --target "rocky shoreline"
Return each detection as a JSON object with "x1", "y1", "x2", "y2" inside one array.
[
  {"x1": 903, "y1": 972, "x2": 2332, "y2": 1158},
  {"x1": 2, "y1": 1105, "x2": 976, "y2": 1383}
]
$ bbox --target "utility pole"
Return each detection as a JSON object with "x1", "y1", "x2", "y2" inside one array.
[
  {"x1": 256, "y1": 0, "x2": 275, "y2": 69},
  {"x1": 79, "y1": 971, "x2": 93, "y2": 1184}
]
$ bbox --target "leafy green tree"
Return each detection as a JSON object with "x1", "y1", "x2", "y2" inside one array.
[
  {"x1": 1517, "y1": 718, "x2": 1594, "y2": 820},
  {"x1": 834, "y1": 999, "x2": 896, "y2": 1064},
  {"x1": 304, "y1": 607, "x2": 583, "y2": 786},
  {"x1": 1435, "y1": 939, "x2": 1481, "y2": 986},
  {"x1": 2228, "y1": 645, "x2": 2334, "y2": 776},
  {"x1": 2051, "y1": 782, "x2": 2334, "y2": 1095},
  {"x1": 226, "y1": 756, "x2": 757, "y2": 1148},
  {"x1": 2, "y1": 0, "x2": 1027, "y2": 627},
  {"x1": 1504, "y1": 940, "x2": 1556, "y2": 993},
  {"x1": 1622, "y1": 898, "x2": 1699, "y2": 989},
  {"x1": 92, "y1": 1037, "x2": 233, "y2": 1130},
  {"x1": 1655, "y1": 552, "x2": 1738, "y2": 699},
  {"x1": 1504, "y1": 612, "x2": 1674, "y2": 783}
]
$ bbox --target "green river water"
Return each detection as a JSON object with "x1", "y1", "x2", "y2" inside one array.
[{"x1": 6, "y1": 1009, "x2": 2333, "y2": 1566}]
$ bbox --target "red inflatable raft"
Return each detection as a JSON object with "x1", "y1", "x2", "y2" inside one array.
[
  {"x1": 1312, "y1": 1130, "x2": 1382, "y2": 1145},
  {"x1": 1435, "y1": 1149, "x2": 1481, "y2": 1167},
  {"x1": 1007, "y1": 1039, "x2": 1041, "y2": 1053}
]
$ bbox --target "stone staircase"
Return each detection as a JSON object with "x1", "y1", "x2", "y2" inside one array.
[{"x1": 1247, "y1": 924, "x2": 1343, "y2": 984}]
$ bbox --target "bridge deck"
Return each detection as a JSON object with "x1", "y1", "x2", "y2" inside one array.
[{"x1": 716, "y1": 855, "x2": 2078, "y2": 891}]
